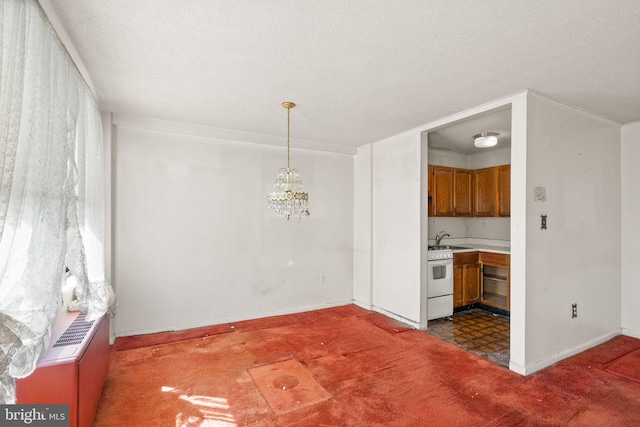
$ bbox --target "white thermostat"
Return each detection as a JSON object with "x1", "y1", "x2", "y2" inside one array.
[{"x1": 534, "y1": 186, "x2": 546, "y2": 201}]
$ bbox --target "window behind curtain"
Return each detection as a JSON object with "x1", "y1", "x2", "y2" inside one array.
[{"x1": 0, "y1": 0, "x2": 115, "y2": 404}]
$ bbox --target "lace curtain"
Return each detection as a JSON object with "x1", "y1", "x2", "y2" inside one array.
[{"x1": 0, "y1": 0, "x2": 116, "y2": 403}]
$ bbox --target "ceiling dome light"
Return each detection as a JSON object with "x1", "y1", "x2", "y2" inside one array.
[{"x1": 474, "y1": 132, "x2": 499, "y2": 148}]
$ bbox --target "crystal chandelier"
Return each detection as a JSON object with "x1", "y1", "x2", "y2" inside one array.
[{"x1": 267, "y1": 102, "x2": 310, "y2": 220}]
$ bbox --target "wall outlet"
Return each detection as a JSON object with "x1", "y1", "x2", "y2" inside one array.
[{"x1": 572, "y1": 303, "x2": 577, "y2": 318}]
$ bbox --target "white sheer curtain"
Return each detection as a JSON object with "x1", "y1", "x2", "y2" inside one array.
[{"x1": 0, "y1": 0, "x2": 115, "y2": 403}]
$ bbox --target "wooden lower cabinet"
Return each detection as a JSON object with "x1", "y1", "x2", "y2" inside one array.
[
  {"x1": 453, "y1": 252, "x2": 480, "y2": 308},
  {"x1": 480, "y1": 252, "x2": 510, "y2": 311},
  {"x1": 454, "y1": 251, "x2": 510, "y2": 312},
  {"x1": 465, "y1": 264, "x2": 481, "y2": 304}
]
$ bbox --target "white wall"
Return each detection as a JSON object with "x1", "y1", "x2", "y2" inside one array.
[
  {"x1": 621, "y1": 121, "x2": 640, "y2": 338},
  {"x1": 361, "y1": 91, "x2": 623, "y2": 374},
  {"x1": 427, "y1": 217, "x2": 468, "y2": 241},
  {"x1": 428, "y1": 146, "x2": 511, "y2": 170},
  {"x1": 523, "y1": 94, "x2": 621, "y2": 372},
  {"x1": 468, "y1": 146, "x2": 511, "y2": 169},
  {"x1": 362, "y1": 93, "x2": 526, "y2": 329},
  {"x1": 371, "y1": 131, "x2": 422, "y2": 325},
  {"x1": 353, "y1": 144, "x2": 372, "y2": 307},
  {"x1": 428, "y1": 150, "x2": 468, "y2": 168},
  {"x1": 101, "y1": 112, "x2": 116, "y2": 343},
  {"x1": 467, "y1": 217, "x2": 510, "y2": 241},
  {"x1": 427, "y1": 216, "x2": 510, "y2": 242},
  {"x1": 509, "y1": 94, "x2": 528, "y2": 373},
  {"x1": 112, "y1": 119, "x2": 354, "y2": 336}
]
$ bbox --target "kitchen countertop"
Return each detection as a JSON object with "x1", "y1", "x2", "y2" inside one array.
[
  {"x1": 429, "y1": 242, "x2": 510, "y2": 255},
  {"x1": 451, "y1": 244, "x2": 510, "y2": 255}
]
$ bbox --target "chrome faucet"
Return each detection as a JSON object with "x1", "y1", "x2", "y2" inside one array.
[{"x1": 435, "y1": 231, "x2": 450, "y2": 247}]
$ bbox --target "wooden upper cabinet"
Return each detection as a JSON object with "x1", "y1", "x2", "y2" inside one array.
[
  {"x1": 428, "y1": 164, "x2": 510, "y2": 217},
  {"x1": 432, "y1": 166, "x2": 454, "y2": 217},
  {"x1": 428, "y1": 165, "x2": 434, "y2": 198},
  {"x1": 427, "y1": 165, "x2": 434, "y2": 216},
  {"x1": 453, "y1": 169, "x2": 472, "y2": 217},
  {"x1": 496, "y1": 165, "x2": 510, "y2": 217},
  {"x1": 473, "y1": 167, "x2": 496, "y2": 217}
]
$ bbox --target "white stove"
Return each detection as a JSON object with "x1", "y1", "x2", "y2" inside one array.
[
  {"x1": 427, "y1": 248, "x2": 454, "y2": 320},
  {"x1": 428, "y1": 248, "x2": 453, "y2": 261}
]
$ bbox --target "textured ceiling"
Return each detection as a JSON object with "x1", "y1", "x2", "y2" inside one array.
[
  {"x1": 428, "y1": 106, "x2": 512, "y2": 155},
  {"x1": 45, "y1": 0, "x2": 640, "y2": 148}
]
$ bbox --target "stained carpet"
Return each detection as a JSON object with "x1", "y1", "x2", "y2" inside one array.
[
  {"x1": 604, "y1": 347, "x2": 640, "y2": 383},
  {"x1": 248, "y1": 359, "x2": 332, "y2": 414},
  {"x1": 95, "y1": 305, "x2": 640, "y2": 426}
]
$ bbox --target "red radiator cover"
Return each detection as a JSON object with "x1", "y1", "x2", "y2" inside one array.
[{"x1": 15, "y1": 311, "x2": 110, "y2": 427}]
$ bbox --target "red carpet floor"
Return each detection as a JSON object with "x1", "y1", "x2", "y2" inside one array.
[
  {"x1": 248, "y1": 358, "x2": 332, "y2": 414},
  {"x1": 604, "y1": 347, "x2": 640, "y2": 383},
  {"x1": 96, "y1": 305, "x2": 640, "y2": 426}
]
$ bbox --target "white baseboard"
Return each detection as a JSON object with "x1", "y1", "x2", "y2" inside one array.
[
  {"x1": 352, "y1": 300, "x2": 373, "y2": 311},
  {"x1": 114, "y1": 299, "x2": 355, "y2": 338},
  {"x1": 509, "y1": 360, "x2": 526, "y2": 375},
  {"x1": 519, "y1": 329, "x2": 621, "y2": 375},
  {"x1": 369, "y1": 305, "x2": 420, "y2": 329},
  {"x1": 622, "y1": 328, "x2": 640, "y2": 339}
]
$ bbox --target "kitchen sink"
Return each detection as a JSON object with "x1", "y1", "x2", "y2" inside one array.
[{"x1": 428, "y1": 245, "x2": 471, "y2": 251}]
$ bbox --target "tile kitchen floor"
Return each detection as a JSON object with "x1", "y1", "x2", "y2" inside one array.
[{"x1": 426, "y1": 308, "x2": 510, "y2": 368}]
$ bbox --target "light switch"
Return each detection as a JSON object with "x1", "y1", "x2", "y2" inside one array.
[{"x1": 535, "y1": 186, "x2": 546, "y2": 201}]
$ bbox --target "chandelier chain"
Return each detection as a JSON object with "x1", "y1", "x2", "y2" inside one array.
[{"x1": 287, "y1": 106, "x2": 291, "y2": 170}]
